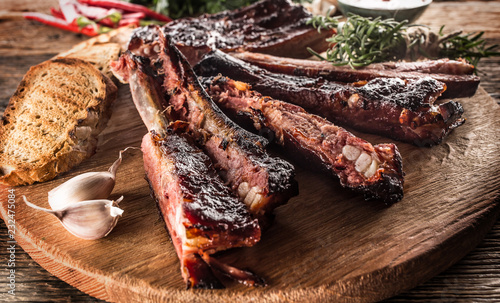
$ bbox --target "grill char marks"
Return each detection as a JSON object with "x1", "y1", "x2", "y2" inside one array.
[
  {"x1": 162, "y1": 0, "x2": 334, "y2": 65},
  {"x1": 204, "y1": 76, "x2": 405, "y2": 204},
  {"x1": 144, "y1": 27, "x2": 298, "y2": 223},
  {"x1": 231, "y1": 52, "x2": 480, "y2": 99},
  {"x1": 195, "y1": 51, "x2": 465, "y2": 147}
]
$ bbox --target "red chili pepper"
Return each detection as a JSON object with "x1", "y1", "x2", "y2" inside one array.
[
  {"x1": 118, "y1": 18, "x2": 140, "y2": 27},
  {"x1": 74, "y1": 1, "x2": 118, "y2": 20},
  {"x1": 122, "y1": 12, "x2": 146, "y2": 20},
  {"x1": 23, "y1": 12, "x2": 99, "y2": 36},
  {"x1": 97, "y1": 17, "x2": 117, "y2": 28},
  {"x1": 77, "y1": 0, "x2": 172, "y2": 22},
  {"x1": 50, "y1": 8, "x2": 66, "y2": 20}
]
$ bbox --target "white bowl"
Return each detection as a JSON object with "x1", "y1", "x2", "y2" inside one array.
[{"x1": 337, "y1": 0, "x2": 432, "y2": 23}]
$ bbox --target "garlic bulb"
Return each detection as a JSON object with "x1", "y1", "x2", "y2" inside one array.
[
  {"x1": 23, "y1": 196, "x2": 124, "y2": 240},
  {"x1": 48, "y1": 147, "x2": 135, "y2": 210}
]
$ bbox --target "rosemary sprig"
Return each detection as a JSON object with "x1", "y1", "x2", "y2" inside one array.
[
  {"x1": 438, "y1": 27, "x2": 500, "y2": 68},
  {"x1": 307, "y1": 13, "x2": 500, "y2": 71},
  {"x1": 307, "y1": 14, "x2": 411, "y2": 69}
]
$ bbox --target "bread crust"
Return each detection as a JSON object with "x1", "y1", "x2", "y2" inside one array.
[{"x1": 0, "y1": 58, "x2": 117, "y2": 186}]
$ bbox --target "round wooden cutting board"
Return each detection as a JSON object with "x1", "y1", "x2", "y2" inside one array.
[{"x1": 1, "y1": 85, "x2": 499, "y2": 303}]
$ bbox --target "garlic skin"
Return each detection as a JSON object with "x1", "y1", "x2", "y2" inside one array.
[
  {"x1": 24, "y1": 196, "x2": 124, "y2": 240},
  {"x1": 48, "y1": 172, "x2": 115, "y2": 210},
  {"x1": 48, "y1": 147, "x2": 135, "y2": 210}
]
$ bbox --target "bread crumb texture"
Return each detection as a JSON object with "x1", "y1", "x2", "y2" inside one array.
[{"x1": 0, "y1": 58, "x2": 117, "y2": 186}]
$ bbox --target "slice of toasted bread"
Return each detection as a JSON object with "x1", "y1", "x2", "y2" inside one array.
[
  {"x1": 57, "y1": 43, "x2": 121, "y2": 79},
  {"x1": 0, "y1": 57, "x2": 117, "y2": 186}
]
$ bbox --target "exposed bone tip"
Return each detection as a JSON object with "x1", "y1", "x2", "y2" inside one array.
[
  {"x1": 342, "y1": 145, "x2": 361, "y2": 161},
  {"x1": 364, "y1": 159, "x2": 380, "y2": 178},
  {"x1": 355, "y1": 152, "x2": 372, "y2": 173}
]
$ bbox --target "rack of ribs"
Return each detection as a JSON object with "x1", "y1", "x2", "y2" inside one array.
[
  {"x1": 112, "y1": 32, "x2": 268, "y2": 288},
  {"x1": 161, "y1": 0, "x2": 335, "y2": 65},
  {"x1": 125, "y1": 25, "x2": 298, "y2": 224},
  {"x1": 231, "y1": 52, "x2": 480, "y2": 99},
  {"x1": 195, "y1": 50, "x2": 465, "y2": 147},
  {"x1": 202, "y1": 75, "x2": 405, "y2": 204}
]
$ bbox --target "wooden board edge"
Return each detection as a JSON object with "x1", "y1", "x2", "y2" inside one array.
[{"x1": 10, "y1": 233, "x2": 177, "y2": 303}]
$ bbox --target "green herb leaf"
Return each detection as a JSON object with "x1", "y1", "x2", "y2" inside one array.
[
  {"x1": 439, "y1": 30, "x2": 500, "y2": 69},
  {"x1": 308, "y1": 14, "x2": 410, "y2": 68}
]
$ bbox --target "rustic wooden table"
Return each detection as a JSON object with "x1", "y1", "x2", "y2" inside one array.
[{"x1": 0, "y1": 0, "x2": 499, "y2": 302}]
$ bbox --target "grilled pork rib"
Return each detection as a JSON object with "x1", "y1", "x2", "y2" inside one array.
[
  {"x1": 231, "y1": 52, "x2": 480, "y2": 99},
  {"x1": 203, "y1": 76, "x2": 404, "y2": 204},
  {"x1": 162, "y1": 0, "x2": 334, "y2": 65},
  {"x1": 195, "y1": 51, "x2": 465, "y2": 146},
  {"x1": 112, "y1": 43, "x2": 264, "y2": 288},
  {"x1": 142, "y1": 130, "x2": 262, "y2": 288},
  {"x1": 127, "y1": 26, "x2": 298, "y2": 224}
]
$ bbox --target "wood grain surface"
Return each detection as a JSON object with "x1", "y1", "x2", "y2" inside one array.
[
  {"x1": 1, "y1": 81, "x2": 499, "y2": 303},
  {"x1": 0, "y1": 1, "x2": 499, "y2": 302}
]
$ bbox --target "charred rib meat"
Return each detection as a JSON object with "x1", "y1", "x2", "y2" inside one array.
[
  {"x1": 195, "y1": 51, "x2": 465, "y2": 146},
  {"x1": 142, "y1": 130, "x2": 262, "y2": 288},
  {"x1": 127, "y1": 26, "x2": 298, "y2": 224},
  {"x1": 203, "y1": 75, "x2": 404, "y2": 204},
  {"x1": 162, "y1": 0, "x2": 334, "y2": 65},
  {"x1": 112, "y1": 41, "x2": 264, "y2": 288},
  {"x1": 231, "y1": 52, "x2": 480, "y2": 99}
]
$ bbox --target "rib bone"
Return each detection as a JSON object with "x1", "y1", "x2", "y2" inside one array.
[{"x1": 342, "y1": 145, "x2": 362, "y2": 161}]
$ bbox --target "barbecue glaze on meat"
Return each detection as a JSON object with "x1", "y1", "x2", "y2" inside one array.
[
  {"x1": 232, "y1": 52, "x2": 480, "y2": 99},
  {"x1": 162, "y1": 0, "x2": 334, "y2": 65},
  {"x1": 195, "y1": 51, "x2": 465, "y2": 146},
  {"x1": 203, "y1": 75, "x2": 404, "y2": 204},
  {"x1": 112, "y1": 36, "x2": 266, "y2": 288}
]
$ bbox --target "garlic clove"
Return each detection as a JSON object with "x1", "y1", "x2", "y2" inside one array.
[
  {"x1": 24, "y1": 196, "x2": 124, "y2": 240},
  {"x1": 59, "y1": 199, "x2": 124, "y2": 240},
  {"x1": 48, "y1": 147, "x2": 137, "y2": 210},
  {"x1": 48, "y1": 172, "x2": 115, "y2": 210},
  {"x1": 108, "y1": 147, "x2": 134, "y2": 176}
]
